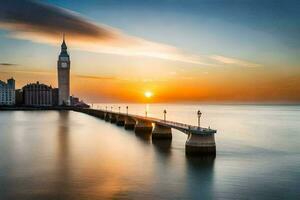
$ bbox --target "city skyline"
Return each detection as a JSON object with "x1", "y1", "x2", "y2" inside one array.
[{"x1": 0, "y1": 0, "x2": 300, "y2": 103}]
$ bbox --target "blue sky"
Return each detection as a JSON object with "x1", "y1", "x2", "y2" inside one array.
[{"x1": 42, "y1": 0, "x2": 300, "y2": 66}]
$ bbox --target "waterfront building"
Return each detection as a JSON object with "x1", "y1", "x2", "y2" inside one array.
[
  {"x1": 0, "y1": 78, "x2": 15, "y2": 105},
  {"x1": 70, "y1": 95, "x2": 90, "y2": 108},
  {"x1": 57, "y1": 35, "x2": 70, "y2": 105},
  {"x1": 23, "y1": 82, "x2": 53, "y2": 106},
  {"x1": 15, "y1": 89, "x2": 23, "y2": 106},
  {"x1": 52, "y1": 88, "x2": 59, "y2": 106},
  {"x1": 70, "y1": 95, "x2": 79, "y2": 106}
]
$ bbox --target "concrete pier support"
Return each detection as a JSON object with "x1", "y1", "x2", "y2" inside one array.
[
  {"x1": 116, "y1": 115, "x2": 125, "y2": 126},
  {"x1": 185, "y1": 133, "x2": 216, "y2": 155},
  {"x1": 104, "y1": 113, "x2": 110, "y2": 121},
  {"x1": 152, "y1": 124, "x2": 172, "y2": 139},
  {"x1": 88, "y1": 109, "x2": 96, "y2": 116},
  {"x1": 110, "y1": 113, "x2": 117, "y2": 123},
  {"x1": 134, "y1": 119, "x2": 153, "y2": 134},
  {"x1": 97, "y1": 111, "x2": 105, "y2": 119},
  {"x1": 124, "y1": 117, "x2": 136, "y2": 130}
]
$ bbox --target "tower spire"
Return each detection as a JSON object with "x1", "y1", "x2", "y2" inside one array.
[{"x1": 61, "y1": 33, "x2": 67, "y2": 51}]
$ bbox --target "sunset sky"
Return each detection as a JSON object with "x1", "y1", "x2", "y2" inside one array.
[{"x1": 0, "y1": 0, "x2": 299, "y2": 103}]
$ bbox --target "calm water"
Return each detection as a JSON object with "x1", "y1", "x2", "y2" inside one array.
[{"x1": 1, "y1": 104, "x2": 300, "y2": 199}]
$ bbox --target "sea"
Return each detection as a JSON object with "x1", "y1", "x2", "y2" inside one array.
[{"x1": 0, "y1": 104, "x2": 300, "y2": 199}]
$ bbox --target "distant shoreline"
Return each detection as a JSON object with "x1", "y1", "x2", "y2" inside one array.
[
  {"x1": 0, "y1": 103, "x2": 299, "y2": 112},
  {"x1": 0, "y1": 106, "x2": 76, "y2": 111},
  {"x1": 88, "y1": 102, "x2": 300, "y2": 106}
]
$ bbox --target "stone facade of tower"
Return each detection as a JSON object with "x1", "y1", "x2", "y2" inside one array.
[{"x1": 57, "y1": 36, "x2": 70, "y2": 105}]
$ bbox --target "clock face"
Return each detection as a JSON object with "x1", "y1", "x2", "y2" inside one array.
[
  {"x1": 61, "y1": 62, "x2": 68, "y2": 68},
  {"x1": 60, "y1": 57, "x2": 69, "y2": 62}
]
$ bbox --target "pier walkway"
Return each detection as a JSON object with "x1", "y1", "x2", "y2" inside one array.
[
  {"x1": 73, "y1": 108, "x2": 217, "y2": 155},
  {"x1": 129, "y1": 113, "x2": 216, "y2": 135}
]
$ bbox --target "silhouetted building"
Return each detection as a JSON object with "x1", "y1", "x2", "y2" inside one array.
[
  {"x1": 70, "y1": 95, "x2": 89, "y2": 108},
  {"x1": 70, "y1": 95, "x2": 79, "y2": 105},
  {"x1": 0, "y1": 78, "x2": 15, "y2": 105},
  {"x1": 23, "y1": 82, "x2": 53, "y2": 106},
  {"x1": 15, "y1": 89, "x2": 23, "y2": 106},
  {"x1": 74, "y1": 101, "x2": 90, "y2": 108},
  {"x1": 52, "y1": 88, "x2": 59, "y2": 106}
]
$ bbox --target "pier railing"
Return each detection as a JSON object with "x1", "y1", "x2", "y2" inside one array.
[{"x1": 98, "y1": 109, "x2": 216, "y2": 135}]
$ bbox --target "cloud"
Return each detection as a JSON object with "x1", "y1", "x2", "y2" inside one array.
[
  {"x1": 0, "y1": 69, "x2": 53, "y2": 75},
  {"x1": 0, "y1": 0, "x2": 114, "y2": 40},
  {"x1": 0, "y1": 62, "x2": 17, "y2": 66},
  {"x1": 75, "y1": 75, "x2": 116, "y2": 80},
  {"x1": 0, "y1": 0, "x2": 261, "y2": 67},
  {"x1": 210, "y1": 55, "x2": 262, "y2": 68},
  {"x1": 0, "y1": 68, "x2": 116, "y2": 81}
]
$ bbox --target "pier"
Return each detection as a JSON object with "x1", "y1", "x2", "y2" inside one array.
[{"x1": 73, "y1": 107, "x2": 217, "y2": 155}]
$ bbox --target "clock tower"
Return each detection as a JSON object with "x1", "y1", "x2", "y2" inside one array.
[{"x1": 57, "y1": 34, "x2": 70, "y2": 105}]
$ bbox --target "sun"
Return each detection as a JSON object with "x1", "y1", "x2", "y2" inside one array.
[{"x1": 144, "y1": 91, "x2": 153, "y2": 98}]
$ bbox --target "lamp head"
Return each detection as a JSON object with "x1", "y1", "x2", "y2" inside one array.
[{"x1": 197, "y1": 110, "x2": 202, "y2": 116}]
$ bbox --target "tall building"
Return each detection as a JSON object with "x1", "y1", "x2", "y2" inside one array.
[
  {"x1": 0, "y1": 78, "x2": 15, "y2": 105},
  {"x1": 57, "y1": 34, "x2": 70, "y2": 105},
  {"x1": 23, "y1": 82, "x2": 53, "y2": 106}
]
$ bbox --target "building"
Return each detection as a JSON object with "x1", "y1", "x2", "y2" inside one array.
[
  {"x1": 57, "y1": 34, "x2": 70, "y2": 105},
  {"x1": 0, "y1": 78, "x2": 15, "y2": 105},
  {"x1": 15, "y1": 89, "x2": 23, "y2": 106},
  {"x1": 70, "y1": 95, "x2": 79, "y2": 106},
  {"x1": 70, "y1": 95, "x2": 90, "y2": 108},
  {"x1": 52, "y1": 88, "x2": 59, "y2": 106},
  {"x1": 23, "y1": 82, "x2": 53, "y2": 106}
]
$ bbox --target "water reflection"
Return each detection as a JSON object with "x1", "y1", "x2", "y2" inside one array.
[
  {"x1": 53, "y1": 111, "x2": 72, "y2": 198},
  {"x1": 134, "y1": 132, "x2": 152, "y2": 143},
  {"x1": 185, "y1": 156, "x2": 215, "y2": 199},
  {"x1": 57, "y1": 111, "x2": 70, "y2": 160},
  {"x1": 152, "y1": 139, "x2": 172, "y2": 156}
]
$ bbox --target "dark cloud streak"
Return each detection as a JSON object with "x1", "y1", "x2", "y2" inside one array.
[
  {"x1": 0, "y1": 62, "x2": 17, "y2": 66},
  {"x1": 75, "y1": 74, "x2": 116, "y2": 80},
  {"x1": 0, "y1": 0, "x2": 116, "y2": 40}
]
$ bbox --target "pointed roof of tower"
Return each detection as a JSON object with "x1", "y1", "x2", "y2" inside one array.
[
  {"x1": 59, "y1": 33, "x2": 69, "y2": 57},
  {"x1": 61, "y1": 33, "x2": 67, "y2": 50}
]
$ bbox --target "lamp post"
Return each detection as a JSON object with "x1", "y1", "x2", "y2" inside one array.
[
  {"x1": 111, "y1": 106, "x2": 113, "y2": 112},
  {"x1": 197, "y1": 110, "x2": 202, "y2": 129},
  {"x1": 163, "y1": 109, "x2": 167, "y2": 121},
  {"x1": 145, "y1": 110, "x2": 148, "y2": 117},
  {"x1": 126, "y1": 106, "x2": 128, "y2": 115},
  {"x1": 118, "y1": 106, "x2": 121, "y2": 114},
  {"x1": 105, "y1": 106, "x2": 107, "y2": 112}
]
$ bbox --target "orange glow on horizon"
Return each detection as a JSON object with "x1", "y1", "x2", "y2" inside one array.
[{"x1": 1, "y1": 69, "x2": 300, "y2": 103}]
